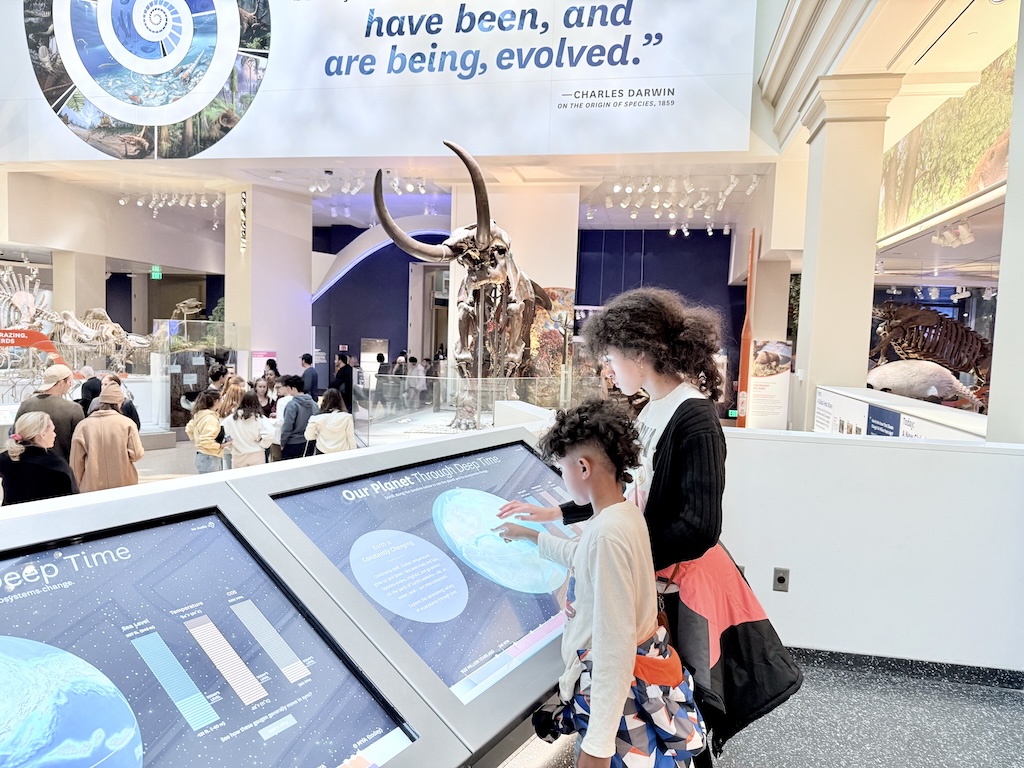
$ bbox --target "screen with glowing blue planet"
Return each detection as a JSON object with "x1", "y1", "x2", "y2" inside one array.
[
  {"x1": 273, "y1": 442, "x2": 582, "y2": 703},
  {"x1": 0, "y1": 514, "x2": 413, "y2": 768}
]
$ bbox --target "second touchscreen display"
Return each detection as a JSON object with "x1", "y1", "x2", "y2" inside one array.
[{"x1": 273, "y1": 443, "x2": 580, "y2": 703}]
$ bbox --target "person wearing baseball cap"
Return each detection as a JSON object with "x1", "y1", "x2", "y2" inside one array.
[{"x1": 14, "y1": 363, "x2": 84, "y2": 464}]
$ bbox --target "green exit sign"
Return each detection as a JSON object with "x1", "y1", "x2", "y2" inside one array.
[
  {"x1": 728, "y1": 409, "x2": 738, "y2": 418},
  {"x1": 150, "y1": 265, "x2": 162, "y2": 280}
]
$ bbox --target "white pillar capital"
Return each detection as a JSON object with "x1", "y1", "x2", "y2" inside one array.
[{"x1": 801, "y1": 74, "x2": 905, "y2": 141}]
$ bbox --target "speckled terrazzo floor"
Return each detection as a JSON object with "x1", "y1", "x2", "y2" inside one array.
[{"x1": 500, "y1": 650, "x2": 1024, "y2": 768}]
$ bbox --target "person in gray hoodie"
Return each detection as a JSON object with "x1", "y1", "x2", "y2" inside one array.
[{"x1": 279, "y1": 375, "x2": 319, "y2": 460}]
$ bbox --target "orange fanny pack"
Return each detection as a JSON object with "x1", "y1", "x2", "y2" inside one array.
[{"x1": 633, "y1": 644, "x2": 684, "y2": 688}]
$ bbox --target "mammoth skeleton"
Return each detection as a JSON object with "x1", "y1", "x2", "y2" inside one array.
[{"x1": 374, "y1": 142, "x2": 552, "y2": 386}]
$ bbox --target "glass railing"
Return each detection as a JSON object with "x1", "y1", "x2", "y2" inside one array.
[{"x1": 344, "y1": 372, "x2": 604, "y2": 444}]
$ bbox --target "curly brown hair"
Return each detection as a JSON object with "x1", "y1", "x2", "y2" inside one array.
[
  {"x1": 538, "y1": 399, "x2": 641, "y2": 485},
  {"x1": 582, "y1": 287, "x2": 724, "y2": 402}
]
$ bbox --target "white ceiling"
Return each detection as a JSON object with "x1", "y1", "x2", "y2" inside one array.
[{"x1": 1, "y1": 0, "x2": 1016, "y2": 283}]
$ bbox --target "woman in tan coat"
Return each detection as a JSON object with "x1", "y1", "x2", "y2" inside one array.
[{"x1": 70, "y1": 380, "x2": 144, "y2": 492}]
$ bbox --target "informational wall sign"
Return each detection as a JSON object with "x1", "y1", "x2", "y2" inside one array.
[
  {"x1": 745, "y1": 341, "x2": 791, "y2": 430},
  {"x1": 814, "y1": 387, "x2": 984, "y2": 442},
  {"x1": 2, "y1": 1, "x2": 756, "y2": 160}
]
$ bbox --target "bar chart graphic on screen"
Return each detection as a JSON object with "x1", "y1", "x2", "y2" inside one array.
[
  {"x1": 231, "y1": 599, "x2": 311, "y2": 683},
  {"x1": 132, "y1": 631, "x2": 221, "y2": 730},
  {"x1": 185, "y1": 614, "x2": 269, "y2": 705}
]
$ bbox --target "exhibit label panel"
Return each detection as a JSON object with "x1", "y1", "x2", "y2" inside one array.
[
  {"x1": 5, "y1": 0, "x2": 756, "y2": 160},
  {"x1": 273, "y1": 442, "x2": 580, "y2": 703},
  {"x1": 0, "y1": 513, "x2": 413, "y2": 768}
]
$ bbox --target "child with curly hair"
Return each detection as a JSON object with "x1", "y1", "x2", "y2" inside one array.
[{"x1": 497, "y1": 399, "x2": 705, "y2": 768}]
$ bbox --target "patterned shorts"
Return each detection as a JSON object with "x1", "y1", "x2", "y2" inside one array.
[{"x1": 558, "y1": 626, "x2": 707, "y2": 767}]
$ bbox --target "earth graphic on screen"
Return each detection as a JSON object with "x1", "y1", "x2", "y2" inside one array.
[
  {"x1": 0, "y1": 635, "x2": 143, "y2": 768},
  {"x1": 433, "y1": 488, "x2": 567, "y2": 593}
]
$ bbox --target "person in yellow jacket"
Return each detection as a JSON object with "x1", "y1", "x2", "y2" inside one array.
[{"x1": 185, "y1": 390, "x2": 224, "y2": 474}]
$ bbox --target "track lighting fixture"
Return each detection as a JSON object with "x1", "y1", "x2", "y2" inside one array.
[
  {"x1": 390, "y1": 177, "x2": 402, "y2": 195},
  {"x1": 308, "y1": 181, "x2": 318, "y2": 193},
  {"x1": 950, "y1": 287, "x2": 972, "y2": 302},
  {"x1": 652, "y1": 177, "x2": 662, "y2": 193},
  {"x1": 928, "y1": 286, "x2": 940, "y2": 300},
  {"x1": 682, "y1": 224, "x2": 689, "y2": 237},
  {"x1": 330, "y1": 205, "x2": 338, "y2": 218},
  {"x1": 343, "y1": 205, "x2": 351, "y2": 218},
  {"x1": 650, "y1": 196, "x2": 660, "y2": 209},
  {"x1": 586, "y1": 206, "x2": 595, "y2": 220},
  {"x1": 654, "y1": 210, "x2": 662, "y2": 219},
  {"x1": 913, "y1": 286, "x2": 924, "y2": 300},
  {"x1": 683, "y1": 177, "x2": 695, "y2": 194},
  {"x1": 707, "y1": 223, "x2": 714, "y2": 236},
  {"x1": 668, "y1": 210, "x2": 676, "y2": 220},
  {"x1": 634, "y1": 195, "x2": 645, "y2": 208},
  {"x1": 212, "y1": 219, "x2": 219, "y2": 231},
  {"x1": 213, "y1": 194, "x2": 223, "y2": 208},
  {"x1": 188, "y1": 193, "x2": 196, "y2": 207},
  {"x1": 118, "y1": 195, "x2": 128, "y2": 206},
  {"x1": 886, "y1": 285, "x2": 902, "y2": 295},
  {"x1": 629, "y1": 209, "x2": 638, "y2": 220},
  {"x1": 875, "y1": 259, "x2": 885, "y2": 274},
  {"x1": 405, "y1": 180, "x2": 416, "y2": 193},
  {"x1": 137, "y1": 196, "x2": 145, "y2": 206},
  {"x1": 745, "y1": 175, "x2": 761, "y2": 195},
  {"x1": 417, "y1": 180, "x2": 426, "y2": 195},
  {"x1": 723, "y1": 224, "x2": 731, "y2": 236},
  {"x1": 704, "y1": 209, "x2": 712, "y2": 220},
  {"x1": 667, "y1": 178, "x2": 677, "y2": 194},
  {"x1": 686, "y1": 207, "x2": 694, "y2": 220},
  {"x1": 605, "y1": 195, "x2": 614, "y2": 209},
  {"x1": 199, "y1": 194, "x2": 208, "y2": 208},
  {"x1": 983, "y1": 287, "x2": 996, "y2": 300},
  {"x1": 669, "y1": 223, "x2": 678, "y2": 236},
  {"x1": 620, "y1": 196, "x2": 630, "y2": 209},
  {"x1": 624, "y1": 179, "x2": 634, "y2": 194},
  {"x1": 612, "y1": 180, "x2": 622, "y2": 194}
]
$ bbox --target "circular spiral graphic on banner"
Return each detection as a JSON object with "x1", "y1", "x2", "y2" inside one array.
[{"x1": 23, "y1": 0, "x2": 271, "y2": 158}]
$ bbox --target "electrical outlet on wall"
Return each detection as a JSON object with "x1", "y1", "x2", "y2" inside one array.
[{"x1": 773, "y1": 567, "x2": 790, "y2": 592}]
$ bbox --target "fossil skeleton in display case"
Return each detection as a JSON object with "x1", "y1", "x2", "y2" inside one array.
[
  {"x1": 871, "y1": 302, "x2": 992, "y2": 385},
  {"x1": 374, "y1": 141, "x2": 552, "y2": 428}
]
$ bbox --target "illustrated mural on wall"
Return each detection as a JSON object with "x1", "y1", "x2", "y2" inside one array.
[
  {"x1": 23, "y1": 0, "x2": 270, "y2": 159},
  {"x1": 869, "y1": 302, "x2": 991, "y2": 411},
  {"x1": 374, "y1": 141, "x2": 554, "y2": 427},
  {"x1": 879, "y1": 44, "x2": 1015, "y2": 237}
]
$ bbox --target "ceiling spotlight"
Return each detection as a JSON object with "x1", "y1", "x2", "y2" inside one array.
[
  {"x1": 340, "y1": 179, "x2": 352, "y2": 194},
  {"x1": 959, "y1": 219, "x2": 975, "y2": 244},
  {"x1": 620, "y1": 196, "x2": 631, "y2": 209},
  {"x1": 668, "y1": 210, "x2": 676, "y2": 220},
  {"x1": 723, "y1": 224, "x2": 731, "y2": 235},
  {"x1": 308, "y1": 181, "x2": 318, "y2": 193},
  {"x1": 638, "y1": 176, "x2": 651, "y2": 193},
  {"x1": 914, "y1": 286, "x2": 924, "y2": 300},
  {"x1": 212, "y1": 220, "x2": 219, "y2": 231},
  {"x1": 682, "y1": 224, "x2": 690, "y2": 237},
  {"x1": 886, "y1": 285, "x2": 902, "y2": 295},
  {"x1": 605, "y1": 195, "x2": 614, "y2": 209},
  {"x1": 875, "y1": 259, "x2": 885, "y2": 274},
  {"x1": 707, "y1": 223, "x2": 714, "y2": 236},
  {"x1": 350, "y1": 178, "x2": 364, "y2": 194},
  {"x1": 942, "y1": 228, "x2": 959, "y2": 246},
  {"x1": 930, "y1": 229, "x2": 944, "y2": 246},
  {"x1": 704, "y1": 209, "x2": 712, "y2": 220},
  {"x1": 654, "y1": 210, "x2": 662, "y2": 219},
  {"x1": 686, "y1": 207, "x2": 694, "y2": 219},
  {"x1": 634, "y1": 195, "x2": 645, "y2": 208},
  {"x1": 178, "y1": 193, "x2": 187, "y2": 207},
  {"x1": 669, "y1": 223, "x2": 678, "y2": 236},
  {"x1": 199, "y1": 194, "x2": 208, "y2": 208},
  {"x1": 405, "y1": 180, "x2": 416, "y2": 193},
  {"x1": 343, "y1": 205, "x2": 351, "y2": 217},
  {"x1": 390, "y1": 177, "x2": 402, "y2": 195},
  {"x1": 213, "y1": 193, "x2": 223, "y2": 208},
  {"x1": 330, "y1": 205, "x2": 338, "y2": 218},
  {"x1": 612, "y1": 180, "x2": 622, "y2": 194},
  {"x1": 171, "y1": 193, "x2": 179, "y2": 205},
  {"x1": 652, "y1": 178, "x2": 662, "y2": 193},
  {"x1": 118, "y1": 195, "x2": 128, "y2": 206},
  {"x1": 317, "y1": 177, "x2": 331, "y2": 193},
  {"x1": 624, "y1": 179, "x2": 634, "y2": 194},
  {"x1": 136, "y1": 196, "x2": 145, "y2": 207},
  {"x1": 586, "y1": 206, "x2": 595, "y2": 220},
  {"x1": 650, "y1": 196, "x2": 660, "y2": 209},
  {"x1": 268, "y1": 172, "x2": 283, "y2": 182},
  {"x1": 745, "y1": 175, "x2": 761, "y2": 195},
  {"x1": 152, "y1": 208, "x2": 159, "y2": 218},
  {"x1": 683, "y1": 177, "x2": 695, "y2": 194},
  {"x1": 629, "y1": 209, "x2": 638, "y2": 220},
  {"x1": 950, "y1": 286, "x2": 972, "y2": 302},
  {"x1": 417, "y1": 180, "x2": 426, "y2": 194},
  {"x1": 927, "y1": 286, "x2": 940, "y2": 300}
]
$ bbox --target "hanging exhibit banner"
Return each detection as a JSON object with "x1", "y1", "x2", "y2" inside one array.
[
  {"x1": 745, "y1": 340, "x2": 791, "y2": 430},
  {"x1": 5, "y1": 0, "x2": 756, "y2": 161}
]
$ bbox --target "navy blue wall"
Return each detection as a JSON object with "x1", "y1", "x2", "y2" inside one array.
[
  {"x1": 206, "y1": 275, "x2": 225, "y2": 318},
  {"x1": 577, "y1": 229, "x2": 746, "y2": 407},
  {"x1": 312, "y1": 235, "x2": 447, "y2": 364},
  {"x1": 313, "y1": 225, "x2": 363, "y2": 254},
  {"x1": 106, "y1": 273, "x2": 132, "y2": 330}
]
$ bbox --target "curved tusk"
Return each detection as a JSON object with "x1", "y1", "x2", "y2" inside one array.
[
  {"x1": 444, "y1": 140, "x2": 491, "y2": 251},
  {"x1": 373, "y1": 170, "x2": 454, "y2": 263}
]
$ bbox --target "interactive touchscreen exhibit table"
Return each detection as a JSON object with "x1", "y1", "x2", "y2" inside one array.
[
  {"x1": 228, "y1": 427, "x2": 578, "y2": 757},
  {"x1": 0, "y1": 483, "x2": 468, "y2": 768}
]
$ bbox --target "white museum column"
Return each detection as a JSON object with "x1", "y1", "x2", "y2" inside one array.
[
  {"x1": 790, "y1": 74, "x2": 903, "y2": 431},
  {"x1": 445, "y1": 183, "x2": 581, "y2": 359},
  {"x1": 51, "y1": 251, "x2": 106, "y2": 316},
  {"x1": 985, "y1": 6, "x2": 1024, "y2": 443},
  {"x1": 224, "y1": 186, "x2": 312, "y2": 377}
]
